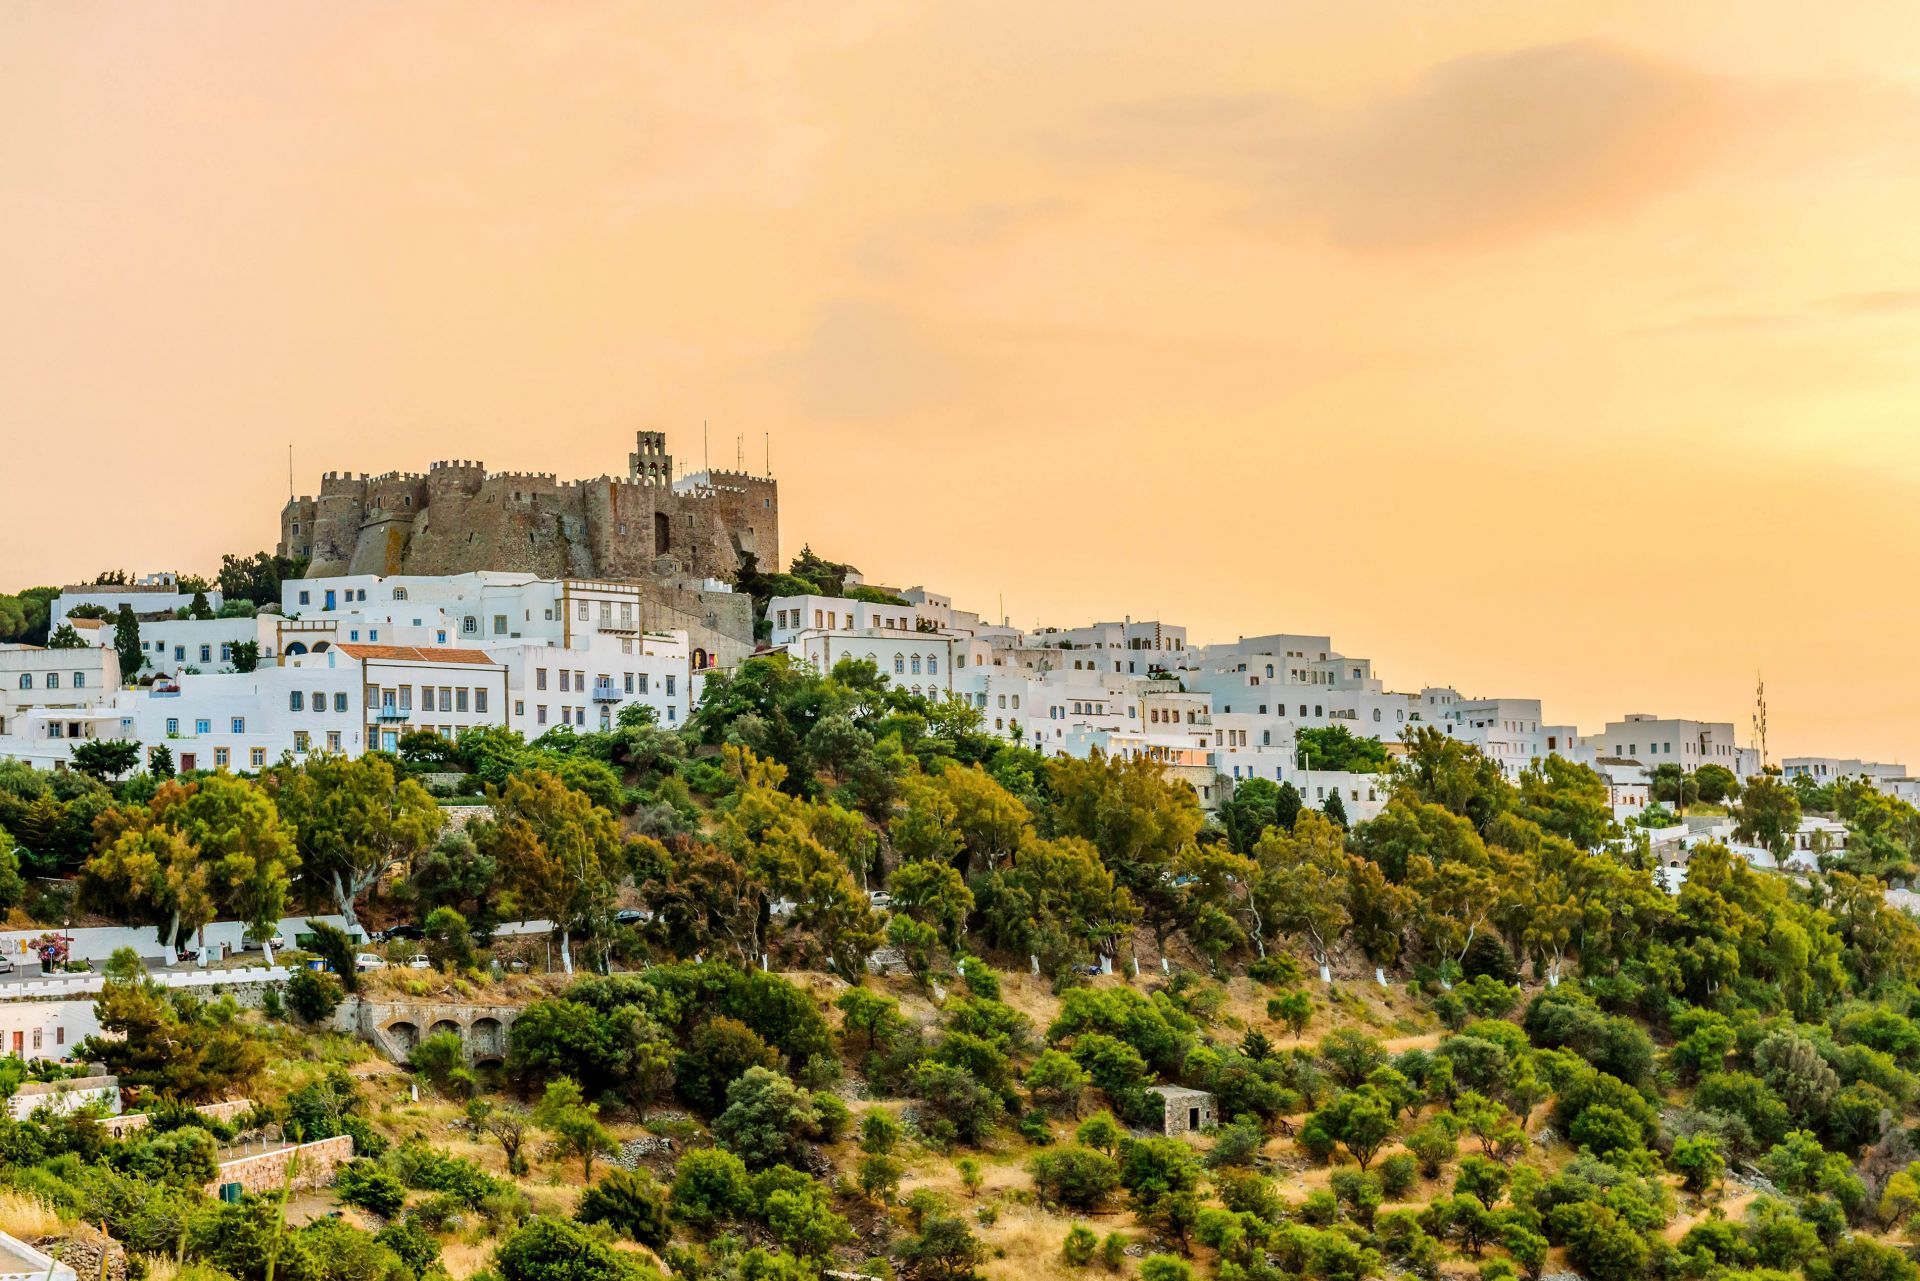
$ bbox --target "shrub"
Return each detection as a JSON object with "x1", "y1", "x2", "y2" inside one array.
[
  {"x1": 336, "y1": 1159, "x2": 407, "y2": 1218},
  {"x1": 1030, "y1": 1146, "x2": 1122, "y2": 1211},
  {"x1": 1379, "y1": 1153, "x2": 1418, "y2": 1199},
  {"x1": 495, "y1": 1215, "x2": 659, "y2": 1281},
  {"x1": 578, "y1": 1169, "x2": 672, "y2": 1246},
  {"x1": 1063, "y1": 1224, "x2": 1099, "y2": 1267},
  {"x1": 1140, "y1": 1255, "x2": 1193, "y2": 1281},
  {"x1": 671, "y1": 1147, "x2": 753, "y2": 1228}
]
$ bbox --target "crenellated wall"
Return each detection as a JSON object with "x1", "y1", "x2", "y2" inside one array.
[{"x1": 279, "y1": 433, "x2": 777, "y2": 585}]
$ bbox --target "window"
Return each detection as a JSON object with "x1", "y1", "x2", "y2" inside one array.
[
  {"x1": 195, "y1": 718, "x2": 211, "y2": 734},
  {"x1": 559, "y1": 670, "x2": 571, "y2": 692},
  {"x1": 231, "y1": 717, "x2": 246, "y2": 734},
  {"x1": 893, "y1": 655, "x2": 905, "y2": 675},
  {"x1": 312, "y1": 690, "x2": 325, "y2": 713},
  {"x1": 15, "y1": 675, "x2": 28, "y2": 689},
  {"x1": 536, "y1": 668, "x2": 548, "y2": 690},
  {"x1": 475, "y1": 689, "x2": 488, "y2": 714},
  {"x1": 219, "y1": 643, "x2": 232, "y2": 662},
  {"x1": 928, "y1": 656, "x2": 938, "y2": 674},
  {"x1": 456, "y1": 688, "x2": 469, "y2": 713},
  {"x1": 294, "y1": 731, "x2": 310, "y2": 752},
  {"x1": 636, "y1": 673, "x2": 649, "y2": 695},
  {"x1": 537, "y1": 705, "x2": 548, "y2": 725},
  {"x1": 290, "y1": 691, "x2": 305, "y2": 711},
  {"x1": 910, "y1": 655, "x2": 921, "y2": 675},
  {"x1": 250, "y1": 747, "x2": 266, "y2": 768},
  {"x1": 73, "y1": 671, "x2": 85, "y2": 688},
  {"x1": 327, "y1": 731, "x2": 341, "y2": 751},
  {"x1": 624, "y1": 673, "x2": 634, "y2": 694},
  {"x1": 299, "y1": 590, "x2": 311, "y2": 606},
  {"x1": 393, "y1": 586, "x2": 408, "y2": 600},
  {"x1": 493, "y1": 615, "x2": 507, "y2": 635},
  {"x1": 439, "y1": 688, "x2": 452, "y2": 712},
  {"x1": 578, "y1": 601, "x2": 590, "y2": 620},
  {"x1": 166, "y1": 717, "x2": 179, "y2": 735},
  {"x1": 334, "y1": 692, "x2": 348, "y2": 712},
  {"x1": 174, "y1": 645, "x2": 185, "y2": 661},
  {"x1": 462, "y1": 616, "x2": 477, "y2": 634},
  {"x1": 45, "y1": 673, "x2": 58, "y2": 689},
  {"x1": 214, "y1": 747, "x2": 230, "y2": 768}
]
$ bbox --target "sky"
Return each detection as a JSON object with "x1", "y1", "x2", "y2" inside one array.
[{"x1": 5, "y1": 2, "x2": 1920, "y2": 763}]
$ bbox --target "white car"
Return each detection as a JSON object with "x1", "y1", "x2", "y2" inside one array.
[
  {"x1": 243, "y1": 933, "x2": 286, "y2": 952},
  {"x1": 405, "y1": 954, "x2": 433, "y2": 970},
  {"x1": 354, "y1": 953, "x2": 386, "y2": 972}
]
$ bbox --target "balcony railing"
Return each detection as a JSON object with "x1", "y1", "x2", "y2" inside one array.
[
  {"x1": 590, "y1": 685, "x2": 623, "y2": 703},
  {"x1": 375, "y1": 706, "x2": 412, "y2": 722}
]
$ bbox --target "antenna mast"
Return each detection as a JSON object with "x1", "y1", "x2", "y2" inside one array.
[{"x1": 1752, "y1": 674, "x2": 1769, "y2": 771}]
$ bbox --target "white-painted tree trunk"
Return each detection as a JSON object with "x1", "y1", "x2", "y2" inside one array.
[{"x1": 558, "y1": 929, "x2": 574, "y2": 976}]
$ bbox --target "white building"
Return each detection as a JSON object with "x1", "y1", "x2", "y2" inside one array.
[
  {"x1": 1581, "y1": 715, "x2": 1757, "y2": 778},
  {"x1": 1781, "y1": 757, "x2": 1909, "y2": 786},
  {"x1": 96, "y1": 614, "x2": 282, "y2": 678},
  {"x1": 0, "y1": 644, "x2": 123, "y2": 747},
  {"x1": 496, "y1": 630, "x2": 692, "y2": 733},
  {"x1": 768, "y1": 594, "x2": 929, "y2": 648},
  {"x1": 51, "y1": 574, "x2": 221, "y2": 628}
]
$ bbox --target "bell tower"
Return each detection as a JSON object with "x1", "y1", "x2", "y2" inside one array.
[{"x1": 629, "y1": 431, "x2": 673, "y2": 485}]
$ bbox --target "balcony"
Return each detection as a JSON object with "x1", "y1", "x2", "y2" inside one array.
[
  {"x1": 590, "y1": 685, "x2": 623, "y2": 703},
  {"x1": 375, "y1": 706, "x2": 412, "y2": 722}
]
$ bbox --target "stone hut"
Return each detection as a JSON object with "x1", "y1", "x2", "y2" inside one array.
[{"x1": 1147, "y1": 1085, "x2": 1216, "y2": 1136}]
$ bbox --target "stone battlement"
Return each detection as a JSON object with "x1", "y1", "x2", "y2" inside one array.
[{"x1": 279, "y1": 430, "x2": 778, "y2": 592}]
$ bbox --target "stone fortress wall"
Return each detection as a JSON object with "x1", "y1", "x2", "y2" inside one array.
[{"x1": 279, "y1": 431, "x2": 779, "y2": 589}]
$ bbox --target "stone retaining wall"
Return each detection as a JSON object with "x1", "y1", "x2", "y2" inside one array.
[
  {"x1": 205, "y1": 1135, "x2": 353, "y2": 1197},
  {"x1": 101, "y1": 1098, "x2": 252, "y2": 1138}
]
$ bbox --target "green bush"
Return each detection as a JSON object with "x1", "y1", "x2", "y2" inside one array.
[{"x1": 577, "y1": 1169, "x2": 671, "y2": 1246}]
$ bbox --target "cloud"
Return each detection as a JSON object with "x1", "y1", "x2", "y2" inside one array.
[
  {"x1": 1072, "y1": 41, "x2": 1728, "y2": 250},
  {"x1": 1818, "y1": 289, "x2": 1920, "y2": 316}
]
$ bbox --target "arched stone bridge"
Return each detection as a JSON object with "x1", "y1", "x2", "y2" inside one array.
[{"x1": 335, "y1": 998, "x2": 522, "y2": 1065}]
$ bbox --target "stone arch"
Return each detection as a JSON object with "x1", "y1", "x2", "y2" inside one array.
[
  {"x1": 470, "y1": 1017, "x2": 505, "y2": 1061},
  {"x1": 284, "y1": 641, "x2": 308, "y2": 656},
  {"x1": 654, "y1": 511, "x2": 671, "y2": 556},
  {"x1": 386, "y1": 1020, "x2": 419, "y2": 1051},
  {"x1": 429, "y1": 1019, "x2": 461, "y2": 1041},
  {"x1": 311, "y1": 640, "x2": 331, "y2": 653}
]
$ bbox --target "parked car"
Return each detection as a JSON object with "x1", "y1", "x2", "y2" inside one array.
[
  {"x1": 614, "y1": 909, "x2": 645, "y2": 926},
  {"x1": 867, "y1": 891, "x2": 893, "y2": 909},
  {"x1": 243, "y1": 933, "x2": 286, "y2": 952},
  {"x1": 354, "y1": 953, "x2": 386, "y2": 971},
  {"x1": 405, "y1": 954, "x2": 433, "y2": 970},
  {"x1": 0, "y1": 955, "x2": 15, "y2": 975},
  {"x1": 375, "y1": 924, "x2": 425, "y2": 943}
]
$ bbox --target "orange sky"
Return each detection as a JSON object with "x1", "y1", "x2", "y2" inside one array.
[{"x1": 5, "y1": 2, "x2": 1920, "y2": 763}]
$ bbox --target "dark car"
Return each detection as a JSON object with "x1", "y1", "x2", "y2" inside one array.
[
  {"x1": 614, "y1": 909, "x2": 645, "y2": 927},
  {"x1": 376, "y1": 924, "x2": 425, "y2": 943}
]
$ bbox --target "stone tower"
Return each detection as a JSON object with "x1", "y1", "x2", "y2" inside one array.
[{"x1": 629, "y1": 432, "x2": 673, "y2": 486}]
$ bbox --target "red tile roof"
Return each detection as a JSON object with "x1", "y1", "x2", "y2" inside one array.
[{"x1": 334, "y1": 644, "x2": 498, "y2": 666}]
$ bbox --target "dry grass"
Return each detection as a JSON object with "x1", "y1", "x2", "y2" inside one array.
[
  {"x1": 0, "y1": 1190, "x2": 64, "y2": 1238},
  {"x1": 440, "y1": 1236, "x2": 497, "y2": 1280}
]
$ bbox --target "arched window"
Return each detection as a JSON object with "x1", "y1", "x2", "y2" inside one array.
[
  {"x1": 392, "y1": 587, "x2": 408, "y2": 600},
  {"x1": 462, "y1": 616, "x2": 477, "y2": 634},
  {"x1": 927, "y1": 656, "x2": 938, "y2": 674},
  {"x1": 1372, "y1": 708, "x2": 1382, "y2": 722},
  {"x1": 893, "y1": 655, "x2": 905, "y2": 675},
  {"x1": 1265, "y1": 664, "x2": 1274, "y2": 678},
  {"x1": 910, "y1": 655, "x2": 922, "y2": 675},
  {"x1": 17, "y1": 674, "x2": 30, "y2": 689}
]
